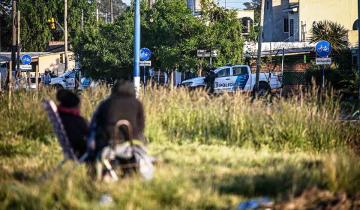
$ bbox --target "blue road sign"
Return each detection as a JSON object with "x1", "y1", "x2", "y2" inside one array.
[
  {"x1": 140, "y1": 48, "x2": 152, "y2": 61},
  {"x1": 315, "y1": 41, "x2": 332, "y2": 58},
  {"x1": 21, "y1": 54, "x2": 32, "y2": 65}
]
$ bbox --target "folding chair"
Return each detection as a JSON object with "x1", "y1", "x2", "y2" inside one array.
[{"x1": 42, "y1": 100, "x2": 88, "y2": 178}]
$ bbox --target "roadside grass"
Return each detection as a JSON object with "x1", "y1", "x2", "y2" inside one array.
[
  {"x1": 0, "y1": 86, "x2": 359, "y2": 209},
  {"x1": 1, "y1": 140, "x2": 360, "y2": 209}
]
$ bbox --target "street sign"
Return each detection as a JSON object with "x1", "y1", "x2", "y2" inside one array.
[
  {"x1": 316, "y1": 57, "x2": 332, "y2": 65},
  {"x1": 21, "y1": 54, "x2": 32, "y2": 65},
  {"x1": 20, "y1": 64, "x2": 32, "y2": 70},
  {"x1": 140, "y1": 48, "x2": 152, "y2": 61},
  {"x1": 315, "y1": 41, "x2": 332, "y2": 58},
  {"x1": 197, "y1": 50, "x2": 218, "y2": 58},
  {"x1": 140, "y1": 60, "x2": 151, "y2": 66}
]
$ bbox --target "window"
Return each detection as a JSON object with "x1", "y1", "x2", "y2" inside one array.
[
  {"x1": 290, "y1": 19, "x2": 294, "y2": 37},
  {"x1": 284, "y1": 18, "x2": 289, "y2": 33},
  {"x1": 217, "y1": 68, "x2": 231, "y2": 77},
  {"x1": 233, "y1": 67, "x2": 248, "y2": 76}
]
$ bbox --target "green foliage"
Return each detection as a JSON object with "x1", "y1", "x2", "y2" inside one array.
[
  {"x1": 0, "y1": 0, "x2": 96, "y2": 52},
  {"x1": 142, "y1": 0, "x2": 204, "y2": 72},
  {"x1": 199, "y1": 0, "x2": 244, "y2": 67},
  {"x1": 74, "y1": 13, "x2": 134, "y2": 81},
  {"x1": 75, "y1": 0, "x2": 245, "y2": 79}
]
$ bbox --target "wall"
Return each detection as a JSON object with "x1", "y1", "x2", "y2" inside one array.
[
  {"x1": 299, "y1": 0, "x2": 358, "y2": 44},
  {"x1": 263, "y1": 0, "x2": 300, "y2": 42},
  {"x1": 38, "y1": 52, "x2": 75, "y2": 75}
]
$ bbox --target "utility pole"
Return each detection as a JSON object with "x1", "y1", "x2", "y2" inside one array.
[
  {"x1": 64, "y1": 0, "x2": 68, "y2": 72},
  {"x1": 16, "y1": 10, "x2": 20, "y2": 79},
  {"x1": 9, "y1": 0, "x2": 17, "y2": 91},
  {"x1": 254, "y1": 0, "x2": 264, "y2": 96},
  {"x1": 81, "y1": 9, "x2": 84, "y2": 30},
  {"x1": 358, "y1": 0, "x2": 360, "y2": 99},
  {"x1": 110, "y1": 0, "x2": 113, "y2": 23},
  {"x1": 133, "y1": 0, "x2": 141, "y2": 96}
]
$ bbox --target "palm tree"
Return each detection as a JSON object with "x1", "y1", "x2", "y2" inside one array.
[{"x1": 310, "y1": 20, "x2": 349, "y2": 53}]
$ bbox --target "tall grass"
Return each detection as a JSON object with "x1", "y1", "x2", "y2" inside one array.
[
  {"x1": 142, "y1": 87, "x2": 357, "y2": 151},
  {"x1": 0, "y1": 87, "x2": 360, "y2": 209},
  {"x1": 0, "y1": 86, "x2": 358, "y2": 152}
]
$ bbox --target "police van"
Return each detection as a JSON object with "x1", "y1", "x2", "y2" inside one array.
[{"x1": 181, "y1": 65, "x2": 282, "y2": 94}]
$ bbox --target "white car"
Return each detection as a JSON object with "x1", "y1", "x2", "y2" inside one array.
[
  {"x1": 49, "y1": 70, "x2": 93, "y2": 90},
  {"x1": 181, "y1": 65, "x2": 282, "y2": 94}
]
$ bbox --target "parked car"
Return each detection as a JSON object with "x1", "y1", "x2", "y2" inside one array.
[
  {"x1": 181, "y1": 65, "x2": 282, "y2": 94},
  {"x1": 49, "y1": 69, "x2": 93, "y2": 90}
]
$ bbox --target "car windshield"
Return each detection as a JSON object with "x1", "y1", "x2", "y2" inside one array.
[{"x1": 59, "y1": 70, "x2": 75, "y2": 78}]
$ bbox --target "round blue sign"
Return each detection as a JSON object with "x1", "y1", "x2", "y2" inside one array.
[
  {"x1": 140, "y1": 48, "x2": 152, "y2": 61},
  {"x1": 21, "y1": 54, "x2": 32, "y2": 65},
  {"x1": 315, "y1": 41, "x2": 332, "y2": 58}
]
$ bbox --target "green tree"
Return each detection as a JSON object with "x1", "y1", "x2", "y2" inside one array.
[
  {"x1": 74, "y1": 10, "x2": 134, "y2": 81},
  {"x1": 0, "y1": 0, "x2": 96, "y2": 52},
  {"x1": 75, "y1": 0, "x2": 245, "y2": 80},
  {"x1": 142, "y1": 0, "x2": 203, "y2": 73},
  {"x1": 200, "y1": 0, "x2": 244, "y2": 67},
  {"x1": 0, "y1": 0, "x2": 12, "y2": 51}
]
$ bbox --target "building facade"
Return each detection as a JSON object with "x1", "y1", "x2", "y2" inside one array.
[
  {"x1": 263, "y1": 0, "x2": 358, "y2": 44},
  {"x1": 187, "y1": 0, "x2": 202, "y2": 15}
]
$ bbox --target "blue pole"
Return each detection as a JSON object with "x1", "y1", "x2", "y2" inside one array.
[{"x1": 133, "y1": 0, "x2": 141, "y2": 96}]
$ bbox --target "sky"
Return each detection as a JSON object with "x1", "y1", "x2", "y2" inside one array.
[{"x1": 122, "y1": 0, "x2": 247, "y2": 10}]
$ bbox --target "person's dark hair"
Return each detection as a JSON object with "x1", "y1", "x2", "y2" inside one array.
[
  {"x1": 111, "y1": 80, "x2": 135, "y2": 96},
  {"x1": 56, "y1": 89, "x2": 80, "y2": 108}
]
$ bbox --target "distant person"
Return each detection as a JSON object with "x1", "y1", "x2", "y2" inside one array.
[
  {"x1": 204, "y1": 69, "x2": 216, "y2": 93},
  {"x1": 87, "y1": 80, "x2": 145, "y2": 157},
  {"x1": 56, "y1": 89, "x2": 88, "y2": 158},
  {"x1": 43, "y1": 71, "x2": 52, "y2": 85}
]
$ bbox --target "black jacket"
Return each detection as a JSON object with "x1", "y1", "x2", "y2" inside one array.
[
  {"x1": 89, "y1": 84, "x2": 145, "y2": 154},
  {"x1": 59, "y1": 111, "x2": 88, "y2": 158}
]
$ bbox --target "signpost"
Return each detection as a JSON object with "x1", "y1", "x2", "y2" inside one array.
[
  {"x1": 140, "y1": 48, "x2": 152, "y2": 93},
  {"x1": 139, "y1": 61, "x2": 151, "y2": 66},
  {"x1": 19, "y1": 64, "x2": 32, "y2": 70},
  {"x1": 315, "y1": 57, "x2": 332, "y2": 65},
  {"x1": 21, "y1": 54, "x2": 32, "y2": 65},
  {"x1": 197, "y1": 49, "x2": 218, "y2": 66},
  {"x1": 315, "y1": 41, "x2": 332, "y2": 88}
]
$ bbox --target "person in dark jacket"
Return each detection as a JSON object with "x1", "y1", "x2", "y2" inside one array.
[
  {"x1": 204, "y1": 69, "x2": 216, "y2": 94},
  {"x1": 56, "y1": 89, "x2": 88, "y2": 158},
  {"x1": 87, "y1": 80, "x2": 145, "y2": 157}
]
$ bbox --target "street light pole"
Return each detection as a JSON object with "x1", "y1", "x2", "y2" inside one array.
[
  {"x1": 254, "y1": 0, "x2": 264, "y2": 97},
  {"x1": 64, "y1": 0, "x2": 68, "y2": 72},
  {"x1": 133, "y1": 0, "x2": 140, "y2": 96},
  {"x1": 358, "y1": 0, "x2": 360, "y2": 99}
]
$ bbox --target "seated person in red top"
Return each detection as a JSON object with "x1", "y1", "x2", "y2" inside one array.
[{"x1": 56, "y1": 89, "x2": 88, "y2": 158}]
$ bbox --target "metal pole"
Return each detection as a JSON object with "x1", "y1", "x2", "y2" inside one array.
[
  {"x1": 254, "y1": 0, "x2": 264, "y2": 96},
  {"x1": 81, "y1": 9, "x2": 84, "y2": 30},
  {"x1": 133, "y1": 0, "x2": 141, "y2": 97},
  {"x1": 322, "y1": 65, "x2": 325, "y2": 88},
  {"x1": 16, "y1": 10, "x2": 20, "y2": 81},
  {"x1": 358, "y1": 0, "x2": 360, "y2": 99},
  {"x1": 11, "y1": 0, "x2": 16, "y2": 81},
  {"x1": 110, "y1": 0, "x2": 113, "y2": 23},
  {"x1": 280, "y1": 47, "x2": 284, "y2": 97},
  {"x1": 64, "y1": 0, "x2": 68, "y2": 72},
  {"x1": 95, "y1": 0, "x2": 99, "y2": 22}
]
